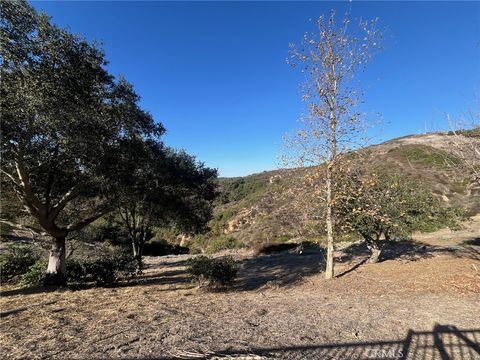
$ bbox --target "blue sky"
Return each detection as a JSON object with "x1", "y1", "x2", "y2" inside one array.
[{"x1": 31, "y1": 1, "x2": 480, "y2": 177}]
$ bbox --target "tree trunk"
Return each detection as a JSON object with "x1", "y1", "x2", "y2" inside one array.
[
  {"x1": 365, "y1": 238, "x2": 382, "y2": 264},
  {"x1": 325, "y1": 165, "x2": 334, "y2": 279},
  {"x1": 132, "y1": 240, "x2": 140, "y2": 258},
  {"x1": 368, "y1": 246, "x2": 381, "y2": 263},
  {"x1": 132, "y1": 239, "x2": 143, "y2": 269},
  {"x1": 44, "y1": 236, "x2": 67, "y2": 286}
]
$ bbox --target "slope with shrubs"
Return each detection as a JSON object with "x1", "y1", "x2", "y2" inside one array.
[{"x1": 187, "y1": 132, "x2": 479, "y2": 251}]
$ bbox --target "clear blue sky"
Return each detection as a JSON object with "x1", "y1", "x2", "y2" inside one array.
[{"x1": 31, "y1": 1, "x2": 480, "y2": 177}]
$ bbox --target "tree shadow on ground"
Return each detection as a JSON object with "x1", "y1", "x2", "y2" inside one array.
[
  {"x1": 462, "y1": 237, "x2": 480, "y2": 246},
  {"x1": 3, "y1": 239, "x2": 478, "y2": 297},
  {"x1": 155, "y1": 324, "x2": 480, "y2": 360},
  {"x1": 235, "y1": 248, "x2": 325, "y2": 291},
  {"x1": 0, "y1": 266, "x2": 193, "y2": 298},
  {"x1": 339, "y1": 239, "x2": 480, "y2": 264}
]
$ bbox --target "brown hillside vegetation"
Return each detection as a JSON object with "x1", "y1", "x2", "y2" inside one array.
[
  {"x1": 1, "y1": 218, "x2": 479, "y2": 359},
  {"x1": 196, "y1": 132, "x2": 480, "y2": 250}
]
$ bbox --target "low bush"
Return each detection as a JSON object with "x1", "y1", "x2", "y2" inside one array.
[
  {"x1": 67, "y1": 254, "x2": 140, "y2": 286},
  {"x1": 206, "y1": 236, "x2": 244, "y2": 254},
  {"x1": 0, "y1": 245, "x2": 40, "y2": 283},
  {"x1": 187, "y1": 255, "x2": 239, "y2": 288},
  {"x1": 15, "y1": 253, "x2": 140, "y2": 288},
  {"x1": 66, "y1": 258, "x2": 116, "y2": 286},
  {"x1": 19, "y1": 259, "x2": 47, "y2": 287}
]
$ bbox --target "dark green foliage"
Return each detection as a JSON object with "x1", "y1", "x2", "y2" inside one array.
[
  {"x1": 337, "y1": 173, "x2": 463, "y2": 242},
  {"x1": 0, "y1": 183, "x2": 24, "y2": 223},
  {"x1": 0, "y1": 1, "x2": 216, "y2": 285},
  {"x1": 19, "y1": 259, "x2": 47, "y2": 287},
  {"x1": 114, "y1": 134, "x2": 217, "y2": 262},
  {"x1": 206, "y1": 236, "x2": 244, "y2": 254},
  {"x1": 12, "y1": 252, "x2": 139, "y2": 287},
  {"x1": 0, "y1": 221, "x2": 14, "y2": 238},
  {"x1": 66, "y1": 254, "x2": 140, "y2": 286},
  {"x1": 0, "y1": 245, "x2": 40, "y2": 282},
  {"x1": 66, "y1": 259, "x2": 116, "y2": 286},
  {"x1": 216, "y1": 177, "x2": 266, "y2": 205},
  {"x1": 187, "y1": 255, "x2": 239, "y2": 288},
  {"x1": 142, "y1": 239, "x2": 189, "y2": 256},
  {"x1": 0, "y1": 1, "x2": 165, "y2": 283}
]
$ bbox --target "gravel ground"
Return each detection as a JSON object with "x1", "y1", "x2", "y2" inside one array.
[{"x1": 1, "y1": 240, "x2": 479, "y2": 360}]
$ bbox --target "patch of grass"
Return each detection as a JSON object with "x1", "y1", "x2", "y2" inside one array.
[
  {"x1": 210, "y1": 207, "x2": 238, "y2": 236},
  {"x1": 387, "y1": 145, "x2": 461, "y2": 169},
  {"x1": 449, "y1": 178, "x2": 470, "y2": 194},
  {"x1": 206, "y1": 236, "x2": 244, "y2": 254},
  {"x1": 270, "y1": 235, "x2": 292, "y2": 244}
]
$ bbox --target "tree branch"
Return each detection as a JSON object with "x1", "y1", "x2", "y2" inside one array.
[{"x1": 66, "y1": 210, "x2": 111, "y2": 232}]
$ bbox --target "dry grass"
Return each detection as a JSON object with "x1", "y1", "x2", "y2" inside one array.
[{"x1": 1, "y1": 231, "x2": 479, "y2": 359}]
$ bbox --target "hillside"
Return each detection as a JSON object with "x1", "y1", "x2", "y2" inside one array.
[{"x1": 190, "y1": 132, "x2": 480, "y2": 250}]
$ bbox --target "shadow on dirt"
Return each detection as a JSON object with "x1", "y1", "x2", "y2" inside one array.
[
  {"x1": 462, "y1": 237, "x2": 480, "y2": 246},
  {"x1": 2, "y1": 239, "x2": 478, "y2": 298},
  {"x1": 152, "y1": 324, "x2": 480, "y2": 360},
  {"x1": 340, "y1": 239, "x2": 480, "y2": 263},
  {"x1": 235, "y1": 248, "x2": 325, "y2": 291}
]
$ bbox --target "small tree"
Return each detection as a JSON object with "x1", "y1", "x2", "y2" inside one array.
[
  {"x1": 283, "y1": 10, "x2": 382, "y2": 278},
  {"x1": 0, "y1": 1, "x2": 163, "y2": 285},
  {"x1": 447, "y1": 98, "x2": 480, "y2": 186},
  {"x1": 115, "y1": 141, "x2": 217, "y2": 265},
  {"x1": 337, "y1": 173, "x2": 462, "y2": 263}
]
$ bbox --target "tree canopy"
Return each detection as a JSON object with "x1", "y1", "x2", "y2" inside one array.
[
  {"x1": 336, "y1": 172, "x2": 462, "y2": 262},
  {"x1": 0, "y1": 1, "x2": 216, "y2": 284}
]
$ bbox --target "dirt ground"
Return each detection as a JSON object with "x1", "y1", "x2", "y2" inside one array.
[{"x1": 1, "y1": 225, "x2": 479, "y2": 359}]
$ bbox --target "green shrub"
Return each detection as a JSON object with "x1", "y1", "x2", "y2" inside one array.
[
  {"x1": 210, "y1": 208, "x2": 237, "y2": 236},
  {"x1": 19, "y1": 259, "x2": 47, "y2": 287},
  {"x1": 66, "y1": 258, "x2": 116, "y2": 285},
  {"x1": 206, "y1": 236, "x2": 244, "y2": 254},
  {"x1": 0, "y1": 221, "x2": 14, "y2": 238},
  {"x1": 0, "y1": 245, "x2": 40, "y2": 282},
  {"x1": 187, "y1": 255, "x2": 239, "y2": 288},
  {"x1": 7, "y1": 255, "x2": 139, "y2": 287},
  {"x1": 187, "y1": 234, "x2": 209, "y2": 254},
  {"x1": 216, "y1": 177, "x2": 266, "y2": 205},
  {"x1": 66, "y1": 254, "x2": 140, "y2": 286}
]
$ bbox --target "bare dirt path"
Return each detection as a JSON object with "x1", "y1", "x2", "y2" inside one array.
[{"x1": 1, "y1": 236, "x2": 479, "y2": 360}]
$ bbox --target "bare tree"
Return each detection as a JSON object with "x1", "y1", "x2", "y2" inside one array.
[
  {"x1": 283, "y1": 10, "x2": 382, "y2": 279},
  {"x1": 447, "y1": 98, "x2": 480, "y2": 186}
]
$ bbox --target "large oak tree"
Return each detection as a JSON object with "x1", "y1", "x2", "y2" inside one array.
[{"x1": 0, "y1": 1, "x2": 164, "y2": 285}]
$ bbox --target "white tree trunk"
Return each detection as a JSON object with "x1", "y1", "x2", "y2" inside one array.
[
  {"x1": 45, "y1": 236, "x2": 67, "y2": 286},
  {"x1": 325, "y1": 166, "x2": 334, "y2": 279}
]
